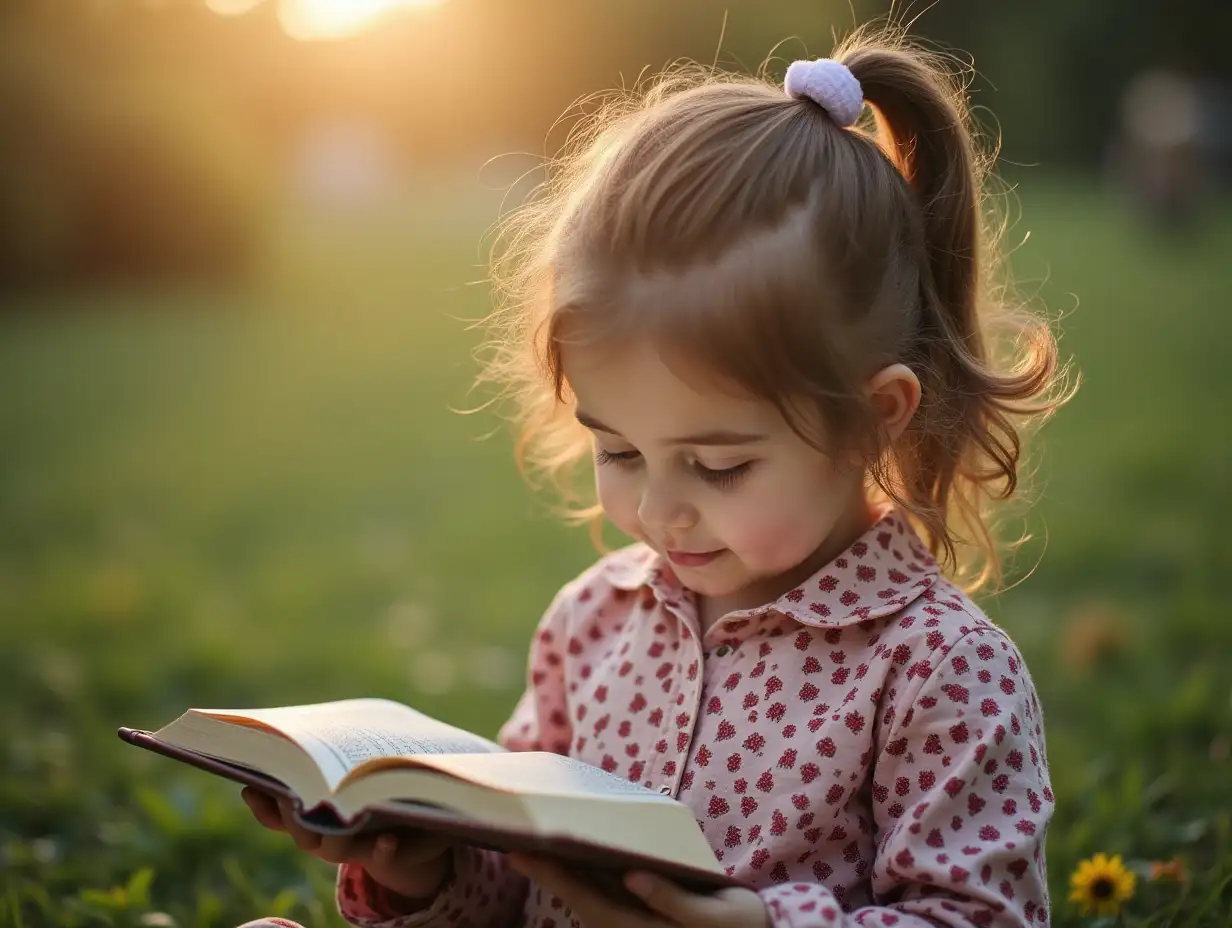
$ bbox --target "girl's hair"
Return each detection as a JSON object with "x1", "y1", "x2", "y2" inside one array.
[{"x1": 477, "y1": 23, "x2": 1074, "y2": 591}]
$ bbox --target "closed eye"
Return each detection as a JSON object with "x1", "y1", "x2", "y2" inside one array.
[
  {"x1": 595, "y1": 447, "x2": 754, "y2": 489},
  {"x1": 694, "y1": 460, "x2": 754, "y2": 489},
  {"x1": 594, "y1": 447, "x2": 641, "y2": 467}
]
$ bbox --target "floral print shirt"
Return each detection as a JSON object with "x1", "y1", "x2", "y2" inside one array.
[{"x1": 336, "y1": 507, "x2": 1054, "y2": 927}]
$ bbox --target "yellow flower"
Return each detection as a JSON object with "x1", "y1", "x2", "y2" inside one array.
[{"x1": 1069, "y1": 853, "x2": 1137, "y2": 916}]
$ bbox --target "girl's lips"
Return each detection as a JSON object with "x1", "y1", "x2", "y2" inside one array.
[{"x1": 666, "y1": 549, "x2": 724, "y2": 567}]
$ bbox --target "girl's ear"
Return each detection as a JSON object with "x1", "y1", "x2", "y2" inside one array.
[{"x1": 867, "y1": 363, "x2": 921, "y2": 443}]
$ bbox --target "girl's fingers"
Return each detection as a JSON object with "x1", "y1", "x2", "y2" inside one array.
[
  {"x1": 375, "y1": 829, "x2": 452, "y2": 867},
  {"x1": 243, "y1": 791, "x2": 450, "y2": 872},
  {"x1": 275, "y1": 797, "x2": 322, "y2": 852},
  {"x1": 315, "y1": 828, "x2": 452, "y2": 868},
  {"x1": 316, "y1": 832, "x2": 369, "y2": 864},
  {"x1": 364, "y1": 831, "x2": 456, "y2": 900},
  {"x1": 241, "y1": 787, "x2": 287, "y2": 832},
  {"x1": 371, "y1": 832, "x2": 400, "y2": 866},
  {"x1": 410, "y1": 832, "x2": 452, "y2": 864}
]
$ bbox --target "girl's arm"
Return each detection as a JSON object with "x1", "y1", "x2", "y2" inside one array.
[
  {"x1": 759, "y1": 627, "x2": 1054, "y2": 928},
  {"x1": 335, "y1": 585, "x2": 577, "y2": 928}
]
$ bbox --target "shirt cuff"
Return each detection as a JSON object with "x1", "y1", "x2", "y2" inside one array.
[
  {"x1": 762, "y1": 882, "x2": 1018, "y2": 928},
  {"x1": 336, "y1": 845, "x2": 525, "y2": 928},
  {"x1": 761, "y1": 882, "x2": 847, "y2": 927}
]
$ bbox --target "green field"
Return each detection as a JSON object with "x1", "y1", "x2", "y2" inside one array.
[{"x1": 2, "y1": 178, "x2": 1229, "y2": 926}]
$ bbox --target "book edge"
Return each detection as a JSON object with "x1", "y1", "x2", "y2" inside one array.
[{"x1": 117, "y1": 728, "x2": 736, "y2": 890}]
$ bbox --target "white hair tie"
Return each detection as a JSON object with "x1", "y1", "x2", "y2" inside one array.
[{"x1": 784, "y1": 58, "x2": 863, "y2": 127}]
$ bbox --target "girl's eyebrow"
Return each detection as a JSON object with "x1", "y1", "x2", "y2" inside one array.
[{"x1": 575, "y1": 411, "x2": 767, "y2": 446}]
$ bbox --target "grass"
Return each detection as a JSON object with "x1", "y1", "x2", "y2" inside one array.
[{"x1": 1, "y1": 177, "x2": 1229, "y2": 926}]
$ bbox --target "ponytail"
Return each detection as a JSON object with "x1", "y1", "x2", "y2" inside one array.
[
  {"x1": 842, "y1": 42, "x2": 979, "y2": 343},
  {"x1": 838, "y1": 30, "x2": 1073, "y2": 587}
]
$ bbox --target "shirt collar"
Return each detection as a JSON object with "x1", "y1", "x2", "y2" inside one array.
[{"x1": 602, "y1": 507, "x2": 941, "y2": 629}]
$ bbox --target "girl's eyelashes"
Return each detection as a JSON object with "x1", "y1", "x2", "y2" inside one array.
[
  {"x1": 594, "y1": 446, "x2": 755, "y2": 490},
  {"x1": 694, "y1": 460, "x2": 754, "y2": 489},
  {"x1": 594, "y1": 447, "x2": 641, "y2": 467}
]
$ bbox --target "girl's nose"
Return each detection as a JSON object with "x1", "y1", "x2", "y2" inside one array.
[{"x1": 637, "y1": 481, "x2": 697, "y2": 531}]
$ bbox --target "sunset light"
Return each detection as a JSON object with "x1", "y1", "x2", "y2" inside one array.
[{"x1": 205, "y1": 0, "x2": 446, "y2": 41}]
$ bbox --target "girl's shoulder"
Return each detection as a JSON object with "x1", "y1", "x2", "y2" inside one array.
[
  {"x1": 779, "y1": 569, "x2": 1033, "y2": 698},
  {"x1": 860, "y1": 578, "x2": 1040, "y2": 710},
  {"x1": 869, "y1": 574, "x2": 1018, "y2": 658}
]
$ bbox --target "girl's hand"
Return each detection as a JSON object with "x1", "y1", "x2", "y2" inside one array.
[
  {"x1": 241, "y1": 786, "x2": 454, "y2": 900},
  {"x1": 508, "y1": 854, "x2": 770, "y2": 928}
]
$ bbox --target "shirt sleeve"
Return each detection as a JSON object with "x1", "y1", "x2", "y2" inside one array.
[
  {"x1": 759, "y1": 627, "x2": 1054, "y2": 928},
  {"x1": 335, "y1": 584, "x2": 577, "y2": 927}
]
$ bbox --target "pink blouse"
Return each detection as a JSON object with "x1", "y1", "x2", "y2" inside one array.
[{"x1": 337, "y1": 508, "x2": 1054, "y2": 926}]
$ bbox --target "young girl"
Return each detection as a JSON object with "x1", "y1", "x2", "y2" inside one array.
[{"x1": 240, "y1": 23, "x2": 1069, "y2": 928}]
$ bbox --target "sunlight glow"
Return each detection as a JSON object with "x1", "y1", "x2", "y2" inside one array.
[
  {"x1": 278, "y1": 0, "x2": 446, "y2": 41},
  {"x1": 204, "y1": 0, "x2": 264, "y2": 15},
  {"x1": 204, "y1": 0, "x2": 445, "y2": 40}
]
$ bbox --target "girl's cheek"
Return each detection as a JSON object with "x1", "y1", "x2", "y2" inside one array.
[
  {"x1": 596, "y1": 470, "x2": 642, "y2": 537},
  {"x1": 727, "y1": 499, "x2": 822, "y2": 572}
]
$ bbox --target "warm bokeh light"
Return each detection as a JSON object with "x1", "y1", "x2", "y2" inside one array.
[
  {"x1": 203, "y1": 0, "x2": 264, "y2": 15},
  {"x1": 204, "y1": 0, "x2": 445, "y2": 40},
  {"x1": 280, "y1": 0, "x2": 446, "y2": 40}
]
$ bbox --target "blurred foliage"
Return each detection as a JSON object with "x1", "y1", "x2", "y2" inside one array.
[
  {"x1": 0, "y1": 3, "x2": 272, "y2": 289},
  {"x1": 0, "y1": 0, "x2": 1230, "y2": 288}
]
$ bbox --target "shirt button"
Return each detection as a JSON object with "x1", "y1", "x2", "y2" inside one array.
[{"x1": 714, "y1": 645, "x2": 731, "y2": 657}]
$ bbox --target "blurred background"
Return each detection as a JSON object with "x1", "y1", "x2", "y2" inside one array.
[{"x1": 1, "y1": 1, "x2": 1229, "y2": 925}]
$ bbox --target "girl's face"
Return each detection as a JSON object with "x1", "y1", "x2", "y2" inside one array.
[{"x1": 562, "y1": 337, "x2": 875, "y2": 614}]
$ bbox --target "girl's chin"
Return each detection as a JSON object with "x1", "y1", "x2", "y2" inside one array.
[
  {"x1": 684, "y1": 561, "x2": 808, "y2": 606},
  {"x1": 675, "y1": 565, "x2": 757, "y2": 599}
]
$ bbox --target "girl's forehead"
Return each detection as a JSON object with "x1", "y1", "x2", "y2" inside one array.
[{"x1": 562, "y1": 338, "x2": 784, "y2": 434}]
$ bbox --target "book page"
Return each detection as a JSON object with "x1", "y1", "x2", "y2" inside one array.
[
  {"x1": 333, "y1": 753, "x2": 725, "y2": 876},
  {"x1": 364, "y1": 751, "x2": 678, "y2": 802},
  {"x1": 200, "y1": 699, "x2": 503, "y2": 789}
]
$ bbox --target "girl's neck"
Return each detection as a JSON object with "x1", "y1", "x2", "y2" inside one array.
[{"x1": 697, "y1": 492, "x2": 881, "y2": 634}]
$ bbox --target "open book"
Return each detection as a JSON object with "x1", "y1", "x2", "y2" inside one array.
[{"x1": 120, "y1": 698, "x2": 734, "y2": 898}]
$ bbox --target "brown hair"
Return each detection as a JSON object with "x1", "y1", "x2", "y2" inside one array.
[{"x1": 477, "y1": 24, "x2": 1075, "y2": 591}]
